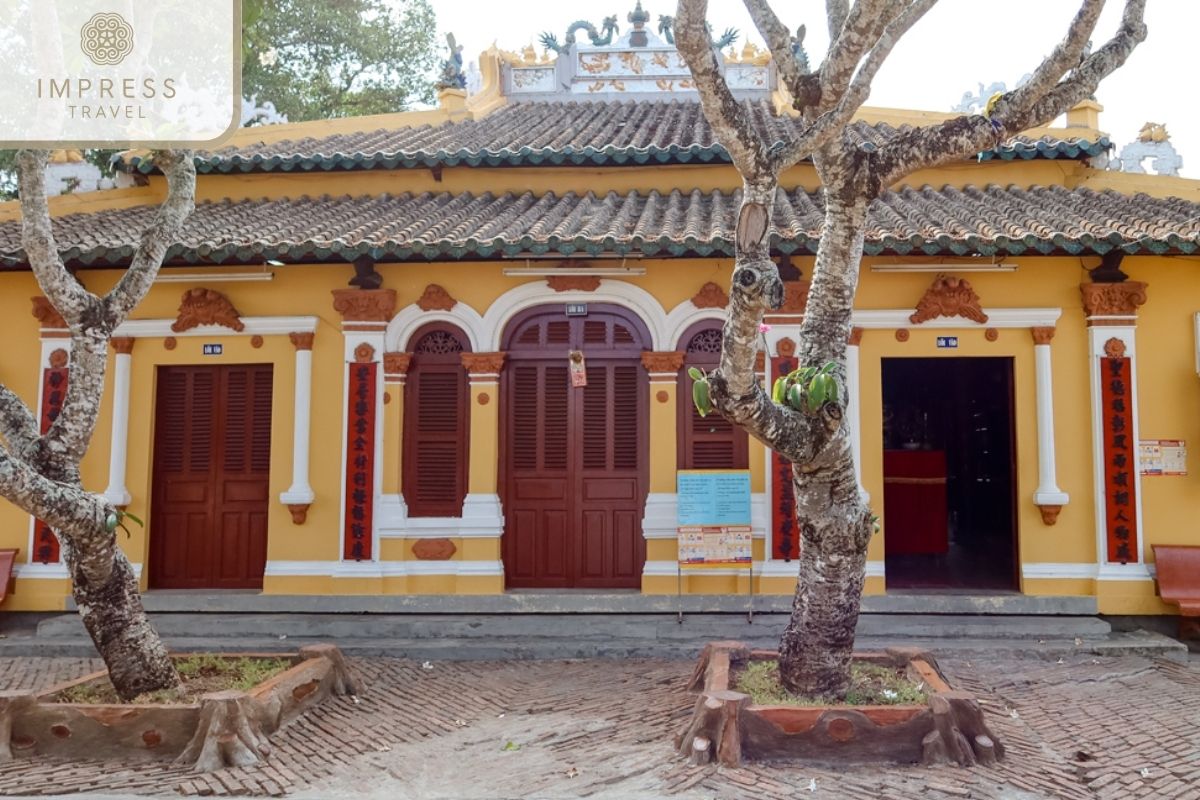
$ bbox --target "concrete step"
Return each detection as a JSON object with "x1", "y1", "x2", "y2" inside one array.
[
  {"x1": 119, "y1": 592, "x2": 1099, "y2": 616},
  {"x1": 34, "y1": 612, "x2": 1113, "y2": 641},
  {"x1": 0, "y1": 630, "x2": 1184, "y2": 663}
]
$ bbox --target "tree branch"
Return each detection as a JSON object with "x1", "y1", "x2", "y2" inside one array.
[
  {"x1": 15, "y1": 151, "x2": 97, "y2": 327},
  {"x1": 0, "y1": 446, "x2": 109, "y2": 545},
  {"x1": 742, "y1": 0, "x2": 819, "y2": 109},
  {"x1": 771, "y1": 0, "x2": 937, "y2": 172},
  {"x1": 675, "y1": 0, "x2": 774, "y2": 180},
  {"x1": 0, "y1": 382, "x2": 38, "y2": 455},
  {"x1": 825, "y1": 0, "x2": 850, "y2": 41},
  {"x1": 102, "y1": 150, "x2": 196, "y2": 328},
  {"x1": 818, "y1": 0, "x2": 898, "y2": 109},
  {"x1": 872, "y1": 0, "x2": 1146, "y2": 187}
]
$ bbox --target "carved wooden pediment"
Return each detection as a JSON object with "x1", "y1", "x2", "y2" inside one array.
[
  {"x1": 692, "y1": 282, "x2": 729, "y2": 309},
  {"x1": 547, "y1": 275, "x2": 601, "y2": 292},
  {"x1": 778, "y1": 280, "x2": 811, "y2": 315},
  {"x1": 331, "y1": 288, "x2": 397, "y2": 322},
  {"x1": 172, "y1": 288, "x2": 244, "y2": 333},
  {"x1": 417, "y1": 284, "x2": 457, "y2": 311},
  {"x1": 30, "y1": 296, "x2": 67, "y2": 329},
  {"x1": 909, "y1": 274, "x2": 988, "y2": 325},
  {"x1": 1080, "y1": 281, "x2": 1147, "y2": 319}
]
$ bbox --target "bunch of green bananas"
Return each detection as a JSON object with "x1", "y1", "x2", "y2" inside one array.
[{"x1": 771, "y1": 361, "x2": 839, "y2": 414}]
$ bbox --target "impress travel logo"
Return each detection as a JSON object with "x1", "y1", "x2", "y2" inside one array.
[{"x1": 0, "y1": 1, "x2": 241, "y2": 147}]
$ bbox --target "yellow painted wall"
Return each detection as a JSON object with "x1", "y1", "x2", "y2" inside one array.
[{"x1": 1, "y1": 102, "x2": 1198, "y2": 610}]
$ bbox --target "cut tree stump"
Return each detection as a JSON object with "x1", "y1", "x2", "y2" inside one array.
[
  {"x1": 174, "y1": 690, "x2": 270, "y2": 772},
  {"x1": 300, "y1": 643, "x2": 359, "y2": 696},
  {"x1": 919, "y1": 691, "x2": 1004, "y2": 767},
  {"x1": 675, "y1": 689, "x2": 750, "y2": 767},
  {"x1": 0, "y1": 692, "x2": 34, "y2": 762}
]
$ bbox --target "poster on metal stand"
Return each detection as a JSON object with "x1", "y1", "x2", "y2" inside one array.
[{"x1": 675, "y1": 470, "x2": 754, "y2": 624}]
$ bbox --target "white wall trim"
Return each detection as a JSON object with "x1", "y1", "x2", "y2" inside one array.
[
  {"x1": 264, "y1": 559, "x2": 504, "y2": 577},
  {"x1": 643, "y1": 560, "x2": 758, "y2": 577},
  {"x1": 759, "y1": 560, "x2": 885, "y2": 578},
  {"x1": 1021, "y1": 562, "x2": 1098, "y2": 580},
  {"x1": 377, "y1": 493, "x2": 505, "y2": 538},
  {"x1": 386, "y1": 301, "x2": 487, "y2": 353},
  {"x1": 13, "y1": 562, "x2": 143, "y2": 579},
  {"x1": 112, "y1": 316, "x2": 319, "y2": 338},
  {"x1": 852, "y1": 308, "x2": 1062, "y2": 329},
  {"x1": 481, "y1": 279, "x2": 670, "y2": 350}
]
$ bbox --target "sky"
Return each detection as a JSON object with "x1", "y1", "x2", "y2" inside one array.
[{"x1": 429, "y1": 0, "x2": 1196, "y2": 177}]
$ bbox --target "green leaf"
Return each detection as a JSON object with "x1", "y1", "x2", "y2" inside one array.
[
  {"x1": 771, "y1": 376, "x2": 787, "y2": 404},
  {"x1": 502, "y1": 740, "x2": 521, "y2": 751},
  {"x1": 104, "y1": 513, "x2": 119, "y2": 533},
  {"x1": 786, "y1": 383, "x2": 805, "y2": 412},
  {"x1": 687, "y1": 366, "x2": 704, "y2": 381},
  {"x1": 121, "y1": 511, "x2": 145, "y2": 527},
  {"x1": 692, "y1": 378, "x2": 712, "y2": 418}
]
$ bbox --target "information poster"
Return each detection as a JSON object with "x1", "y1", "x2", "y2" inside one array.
[
  {"x1": 1139, "y1": 440, "x2": 1188, "y2": 476},
  {"x1": 676, "y1": 470, "x2": 752, "y2": 526},
  {"x1": 678, "y1": 526, "x2": 752, "y2": 565}
]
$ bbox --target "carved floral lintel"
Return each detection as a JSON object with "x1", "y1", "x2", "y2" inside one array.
[
  {"x1": 779, "y1": 280, "x2": 811, "y2": 314},
  {"x1": 691, "y1": 282, "x2": 729, "y2": 309},
  {"x1": 1080, "y1": 281, "x2": 1147, "y2": 320},
  {"x1": 1030, "y1": 326, "x2": 1056, "y2": 345},
  {"x1": 331, "y1": 288, "x2": 397, "y2": 322},
  {"x1": 461, "y1": 352, "x2": 507, "y2": 375},
  {"x1": 546, "y1": 275, "x2": 601, "y2": 292},
  {"x1": 910, "y1": 274, "x2": 988, "y2": 325},
  {"x1": 30, "y1": 296, "x2": 67, "y2": 329},
  {"x1": 640, "y1": 351, "x2": 685, "y2": 373},
  {"x1": 172, "y1": 288, "x2": 245, "y2": 333},
  {"x1": 417, "y1": 284, "x2": 457, "y2": 312},
  {"x1": 384, "y1": 352, "x2": 413, "y2": 375}
]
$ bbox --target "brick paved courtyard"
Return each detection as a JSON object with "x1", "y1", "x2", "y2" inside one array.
[{"x1": 0, "y1": 651, "x2": 1196, "y2": 799}]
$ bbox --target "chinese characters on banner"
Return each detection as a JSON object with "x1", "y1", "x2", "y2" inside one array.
[
  {"x1": 1100, "y1": 353, "x2": 1138, "y2": 563},
  {"x1": 770, "y1": 355, "x2": 799, "y2": 560},
  {"x1": 32, "y1": 362, "x2": 68, "y2": 563},
  {"x1": 343, "y1": 360, "x2": 377, "y2": 561}
]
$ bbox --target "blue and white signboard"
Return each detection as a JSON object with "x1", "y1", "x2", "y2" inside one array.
[{"x1": 676, "y1": 470, "x2": 752, "y2": 526}]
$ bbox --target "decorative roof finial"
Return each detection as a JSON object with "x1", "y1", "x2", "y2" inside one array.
[
  {"x1": 628, "y1": 1, "x2": 650, "y2": 47},
  {"x1": 434, "y1": 33, "x2": 466, "y2": 91}
]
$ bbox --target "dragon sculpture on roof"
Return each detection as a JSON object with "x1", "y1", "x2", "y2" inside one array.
[
  {"x1": 539, "y1": 15, "x2": 620, "y2": 54},
  {"x1": 656, "y1": 15, "x2": 738, "y2": 50}
]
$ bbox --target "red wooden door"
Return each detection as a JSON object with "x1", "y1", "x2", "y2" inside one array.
[
  {"x1": 149, "y1": 365, "x2": 273, "y2": 589},
  {"x1": 502, "y1": 308, "x2": 648, "y2": 588}
]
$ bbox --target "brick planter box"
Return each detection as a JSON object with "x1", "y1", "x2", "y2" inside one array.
[
  {"x1": 676, "y1": 641, "x2": 1003, "y2": 768},
  {"x1": 0, "y1": 643, "x2": 357, "y2": 772}
]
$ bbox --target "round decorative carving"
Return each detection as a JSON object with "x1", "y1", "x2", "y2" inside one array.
[
  {"x1": 895, "y1": 329, "x2": 910, "y2": 342},
  {"x1": 478, "y1": 392, "x2": 491, "y2": 405},
  {"x1": 412, "y1": 537, "x2": 458, "y2": 560},
  {"x1": 656, "y1": 390, "x2": 669, "y2": 404},
  {"x1": 776, "y1": 337, "x2": 796, "y2": 358},
  {"x1": 163, "y1": 337, "x2": 177, "y2": 351},
  {"x1": 354, "y1": 343, "x2": 376, "y2": 363},
  {"x1": 48, "y1": 348, "x2": 68, "y2": 368},
  {"x1": 826, "y1": 717, "x2": 856, "y2": 742},
  {"x1": 250, "y1": 334, "x2": 264, "y2": 349},
  {"x1": 383, "y1": 391, "x2": 392, "y2": 405},
  {"x1": 1103, "y1": 337, "x2": 1127, "y2": 358},
  {"x1": 984, "y1": 328, "x2": 999, "y2": 342}
]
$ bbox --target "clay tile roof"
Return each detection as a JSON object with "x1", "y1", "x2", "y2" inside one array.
[
  {"x1": 1, "y1": 184, "x2": 1194, "y2": 268},
  {"x1": 115, "y1": 101, "x2": 1110, "y2": 175}
]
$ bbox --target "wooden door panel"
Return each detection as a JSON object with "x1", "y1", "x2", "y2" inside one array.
[{"x1": 150, "y1": 365, "x2": 272, "y2": 590}]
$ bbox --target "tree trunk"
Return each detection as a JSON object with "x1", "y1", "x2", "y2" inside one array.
[
  {"x1": 777, "y1": 182, "x2": 873, "y2": 698},
  {"x1": 67, "y1": 545, "x2": 177, "y2": 700}
]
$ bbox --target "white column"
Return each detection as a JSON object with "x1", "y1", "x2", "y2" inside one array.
[
  {"x1": 847, "y1": 327, "x2": 868, "y2": 502},
  {"x1": 1031, "y1": 327, "x2": 1068, "y2": 520},
  {"x1": 280, "y1": 332, "x2": 316, "y2": 519},
  {"x1": 102, "y1": 338, "x2": 134, "y2": 506}
]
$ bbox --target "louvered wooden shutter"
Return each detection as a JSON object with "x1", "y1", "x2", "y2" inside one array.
[
  {"x1": 404, "y1": 327, "x2": 470, "y2": 517},
  {"x1": 678, "y1": 326, "x2": 749, "y2": 470}
]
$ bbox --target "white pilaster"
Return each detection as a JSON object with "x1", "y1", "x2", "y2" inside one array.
[
  {"x1": 280, "y1": 340, "x2": 315, "y2": 507},
  {"x1": 846, "y1": 329, "x2": 868, "y2": 502},
  {"x1": 102, "y1": 346, "x2": 133, "y2": 506},
  {"x1": 1032, "y1": 330, "x2": 1068, "y2": 510}
]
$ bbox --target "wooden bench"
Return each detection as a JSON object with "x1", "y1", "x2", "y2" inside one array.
[{"x1": 1152, "y1": 545, "x2": 1200, "y2": 639}]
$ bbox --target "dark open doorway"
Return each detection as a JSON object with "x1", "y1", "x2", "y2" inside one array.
[{"x1": 881, "y1": 357, "x2": 1017, "y2": 591}]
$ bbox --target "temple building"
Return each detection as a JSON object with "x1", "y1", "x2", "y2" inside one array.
[{"x1": 0, "y1": 11, "x2": 1197, "y2": 615}]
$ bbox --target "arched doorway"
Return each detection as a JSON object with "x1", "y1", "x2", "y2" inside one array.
[{"x1": 500, "y1": 304, "x2": 649, "y2": 588}]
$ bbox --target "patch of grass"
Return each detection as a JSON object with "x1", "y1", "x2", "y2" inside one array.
[
  {"x1": 734, "y1": 659, "x2": 929, "y2": 706},
  {"x1": 55, "y1": 656, "x2": 291, "y2": 705}
]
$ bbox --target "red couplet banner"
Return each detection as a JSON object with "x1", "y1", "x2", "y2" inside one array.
[
  {"x1": 1100, "y1": 356, "x2": 1138, "y2": 563},
  {"x1": 770, "y1": 355, "x2": 799, "y2": 561},
  {"x1": 343, "y1": 361, "x2": 377, "y2": 561},
  {"x1": 33, "y1": 366, "x2": 68, "y2": 563}
]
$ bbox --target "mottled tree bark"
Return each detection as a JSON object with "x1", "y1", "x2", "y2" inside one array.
[
  {"x1": 675, "y1": 0, "x2": 1146, "y2": 698},
  {"x1": 1, "y1": 150, "x2": 196, "y2": 700}
]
